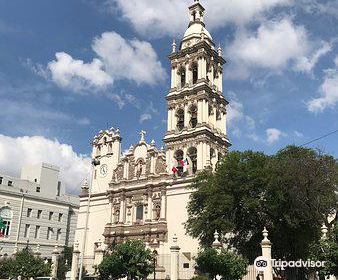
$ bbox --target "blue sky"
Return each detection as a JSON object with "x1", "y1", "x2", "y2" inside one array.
[{"x1": 0, "y1": 0, "x2": 337, "y2": 192}]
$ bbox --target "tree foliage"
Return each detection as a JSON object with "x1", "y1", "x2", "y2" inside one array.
[
  {"x1": 0, "y1": 249, "x2": 51, "y2": 279},
  {"x1": 186, "y1": 146, "x2": 338, "y2": 261},
  {"x1": 95, "y1": 239, "x2": 155, "y2": 280},
  {"x1": 194, "y1": 247, "x2": 248, "y2": 280},
  {"x1": 57, "y1": 246, "x2": 73, "y2": 280}
]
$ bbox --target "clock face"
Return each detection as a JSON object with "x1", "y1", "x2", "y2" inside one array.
[{"x1": 99, "y1": 164, "x2": 108, "y2": 178}]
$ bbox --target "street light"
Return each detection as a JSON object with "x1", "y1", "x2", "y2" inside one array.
[{"x1": 152, "y1": 249, "x2": 158, "y2": 280}]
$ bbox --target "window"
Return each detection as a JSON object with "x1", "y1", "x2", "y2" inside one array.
[
  {"x1": 0, "y1": 177, "x2": 3, "y2": 184},
  {"x1": 176, "y1": 109, "x2": 184, "y2": 131},
  {"x1": 49, "y1": 212, "x2": 53, "y2": 221},
  {"x1": 58, "y1": 213, "x2": 63, "y2": 222},
  {"x1": 57, "y1": 182, "x2": 61, "y2": 196},
  {"x1": 189, "y1": 106, "x2": 198, "y2": 128},
  {"x1": 8, "y1": 181, "x2": 13, "y2": 187},
  {"x1": 34, "y1": 179, "x2": 37, "y2": 182},
  {"x1": 34, "y1": 225, "x2": 40, "y2": 239},
  {"x1": 175, "y1": 150, "x2": 184, "y2": 176},
  {"x1": 24, "y1": 224, "x2": 30, "y2": 238},
  {"x1": 47, "y1": 227, "x2": 53, "y2": 240},
  {"x1": 179, "y1": 68, "x2": 186, "y2": 87},
  {"x1": 183, "y1": 263, "x2": 190, "y2": 268},
  {"x1": 136, "y1": 205, "x2": 144, "y2": 221},
  {"x1": 192, "y1": 63, "x2": 198, "y2": 84},
  {"x1": 216, "y1": 110, "x2": 221, "y2": 121},
  {"x1": 188, "y1": 147, "x2": 198, "y2": 174},
  {"x1": 56, "y1": 229, "x2": 61, "y2": 241},
  {"x1": 36, "y1": 186, "x2": 40, "y2": 193},
  {"x1": 208, "y1": 104, "x2": 213, "y2": 116},
  {"x1": 0, "y1": 207, "x2": 12, "y2": 237},
  {"x1": 37, "y1": 210, "x2": 42, "y2": 219},
  {"x1": 27, "y1": 208, "x2": 32, "y2": 218}
]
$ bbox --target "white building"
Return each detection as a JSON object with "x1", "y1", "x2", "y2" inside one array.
[
  {"x1": 0, "y1": 163, "x2": 79, "y2": 259},
  {"x1": 74, "y1": 1, "x2": 230, "y2": 278}
]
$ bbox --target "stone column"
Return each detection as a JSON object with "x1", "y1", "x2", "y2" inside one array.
[
  {"x1": 170, "y1": 235, "x2": 180, "y2": 280},
  {"x1": 160, "y1": 189, "x2": 166, "y2": 220},
  {"x1": 147, "y1": 188, "x2": 153, "y2": 221},
  {"x1": 94, "y1": 241, "x2": 105, "y2": 266},
  {"x1": 185, "y1": 62, "x2": 190, "y2": 86},
  {"x1": 198, "y1": 58, "x2": 202, "y2": 80},
  {"x1": 51, "y1": 245, "x2": 59, "y2": 278},
  {"x1": 171, "y1": 66, "x2": 176, "y2": 88},
  {"x1": 167, "y1": 109, "x2": 172, "y2": 131},
  {"x1": 197, "y1": 142, "x2": 203, "y2": 171},
  {"x1": 261, "y1": 228, "x2": 273, "y2": 280},
  {"x1": 184, "y1": 104, "x2": 189, "y2": 128},
  {"x1": 119, "y1": 195, "x2": 125, "y2": 224},
  {"x1": 71, "y1": 241, "x2": 80, "y2": 280},
  {"x1": 197, "y1": 100, "x2": 203, "y2": 124}
]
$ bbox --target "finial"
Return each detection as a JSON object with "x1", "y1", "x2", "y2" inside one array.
[
  {"x1": 129, "y1": 145, "x2": 133, "y2": 152},
  {"x1": 261, "y1": 227, "x2": 271, "y2": 245},
  {"x1": 151, "y1": 139, "x2": 156, "y2": 146},
  {"x1": 217, "y1": 43, "x2": 222, "y2": 56},
  {"x1": 173, "y1": 234, "x2": 178, "y2": 243},
  {"x1": 172, "y1": 39, "x2": 177, "y2": 53},
  {"x1": 74, "y1": 240, "x2": 79, "y2": 250},
  {"x1": 139, "y1": 130, "x2": 146, "y2": 143},
  {"x1": 115, "y1": 128, "x2": 120, "y2": 136},
  {"x1": 321, "y1": 224, "x2": 328, "y2": 239},
  {"x1": 201, "y1": 27, "x2": 205, "y2": 40},
  {"x1": 212, "y1": 230, "x2": 222, "y2": 248}
]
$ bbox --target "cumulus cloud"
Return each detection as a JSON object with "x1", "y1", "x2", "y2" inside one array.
[
  {"x1": 139, "y1": 113, "x2": 152, "y2": 123},
  {"x1": 108, "y1": 0, "x2": 290, "y2": 37},
  {"x1": 226, "y1": 18, "x2": 331, "y2": 78},
  {"x1": 307, "y1": 58, "x2": 338, "y2": 113},
  {"x1": 0, "y1": 135, "x2": 91, "y2": 194},
  {"x1": 266, "y1": 128, "x2": 286, "y2": 144},
  {"x1": 48, "y1": 31, "x2": 165, "y2": 92}
]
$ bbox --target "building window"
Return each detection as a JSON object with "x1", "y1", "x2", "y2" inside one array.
[
  {"x1": 175, "y1": 150, "x2": 184, "y2": 176},
  {"x1": 8, "y1": 181, "x2": 13, "y2": 187},
  {"x1": 24, "y1": 224, "x2": 30, "y2": 238},
  {"x1": 136, "y1": 205, "x2": 144, "y2": 221},
  {"x1": 56, "y1": 229, "x2": 61, "y2": 241},
  {"x1": 34, "y1": 179, "x2": 37, "y2": 182},
  {"x1": 49, "y1": 212, "x2": 53, "y2": 221},
  {"x1": 47, "y1": 227, "x2": 53, "y2": 240},
  {"x1": 176, "y1": 109, "x2": 185, "y2": 131},
  {"x1": 189, "y1": 105, "x2": 198, "y2": 128},
  {"x1": 192, "y1": 63, "x2": 198, "y2": 84},
  {"x1": 58, "y1": 213, "x2": 63, "y2": 222},
  {"x1": 179, "y1": 68, "x2": 186, "y2": 87},
  {"x1": 37, "y1": 210, "x2": 42, "y2": 219},
  {"x1": 0, "y1": 177, "x2": 3, "y2": 184},
  {"x1": 188, "y1": 147, "x2": 198, "y2": 174},
  {"x1": 36, "y1": 186, "x2": 40, "y2": 193},
  {"x1": 27, "y1": 208, "x2": 32, "y2": 218},
  {"x1": 216, "y1": 110, "x2": 221, "y2": 121},
  {"x1": 183, "y1": 263, "x2": 190, "y2": 268},
  {"x1": 0, "y1": 206, "x2": 12, "y2": 237},
  {"x1": 34, "y1": 225, "x2": 40, "y2": 239},
  {"x1": 57, "y1": 182, "x2": 61, "y2": 196}
]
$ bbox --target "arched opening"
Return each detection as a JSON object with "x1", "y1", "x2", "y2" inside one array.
[
  {"x1": 208, "y1": 104, "x2": 213, "y2": 116},
  {"x1": 135, "y1": 159, "x2": 146, "y2": 178},
  {"x1": 192, "y1": 11, "x2": 196, "y2": 21},
  {"x1": 192, "y1": 63, "x2": 198, "y2": 84},
  {"x1": 188, "y1": 147, "x2": 198, "y2": 174},
  {"x1": 179, "y1": 67, "x2": 186, "y2": 87},
  {"x1": 154, "y1": 204, "x2": 161, "y2": 220},
  {"x1": 0, "y1": 206, "x2": 12, "y2": 237},
  {"x1": 174, "y1": 150, "x2": 184, "y2": 176},
  {"x1": 136, "y1": 205, "x2": 144, "y2": 221},
  {"x1": 216, "y1": 110, "x2": 221, "y2": 121},
  {"x1": 189, "y1": 105, "x2": 198, "y2": 128},
  {"x1": 176, "y1": 109, "x2": 185, "y2": 131},
  {"x1": 210, "y1": 148, "x2": 215, "y2": 159}
]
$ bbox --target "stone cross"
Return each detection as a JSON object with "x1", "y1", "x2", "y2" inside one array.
[{"x1": 140, "y1": 130, "x2": 146, "y2": 143}]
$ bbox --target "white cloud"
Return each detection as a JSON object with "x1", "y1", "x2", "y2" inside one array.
[
  {"x1": 266, "y1": 128, "x2": 286, "y2": 144},
  {"x1": 294, "y1": 130, "x2": 303, "y2": 138},
  {"x1": 48, "y1": 52, "x2": 113, "y2": 91},
  {"x1": 226, "y1": 19, "x2": 330, "y2": 78},
  {"x1": 48, "y1": 31, "x2": 165, "y2": 92},
  {"x1": 0, "y1": 135, "x2": 91, "y2": 194},
  {"x1": 108, "y1": 0, "x2": 290, "y2": 37},
  {"x1": 139, "y1": 113, "x2": 152, "y2": 123}
]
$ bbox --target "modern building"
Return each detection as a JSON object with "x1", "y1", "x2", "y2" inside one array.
[
  {"x1": 73, "y1": 1, "x2": 230, "y2": 278},
  {"x1": 0, "y1": 163, "x2": 79, "y2": 259}
]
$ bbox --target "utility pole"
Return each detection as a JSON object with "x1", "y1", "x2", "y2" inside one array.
[{"x1": 16, "y1": 189, "x2": 27, "y2": 243}]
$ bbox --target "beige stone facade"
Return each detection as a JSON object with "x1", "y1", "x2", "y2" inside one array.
[{"x1": 73, "y1": 1, "x2": 230, "y2": 278}]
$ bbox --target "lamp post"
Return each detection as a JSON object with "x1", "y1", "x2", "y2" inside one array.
[
  {"x1": 152, "y1": 249, "x2": 158, "y2": 280},
  {"x1": 78, "y1": 158, "x2": 100, "y2": 280}
]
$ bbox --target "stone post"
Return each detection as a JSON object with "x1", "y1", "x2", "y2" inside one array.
[
  {"x1": 51, "y1": 245, "x2": 59, "y2": 278},
  {"x1": 12, "y1": 243, "x2": 18, "y2": 256},
  {"x1": 261, "y1": 227, "x2": 273, "y2": 280},
  {"x1": 160, "y1": 189, "x2": 166, "y2": 220},
  {"x1": 211, "y1": 230, "x2": 222, "y2": 253},
  {"x1": 34, "y1": 244, "x2": 41, "y2": 258},
  {"x1": 94, "y1": 240, "x2": 105, "y2": 267},
  {"x1": 71, "y1": 241, "x2": 80, "y2": 280},
  {"x1": 170, "y1": 234, "x2": 180, "y2": 280}
]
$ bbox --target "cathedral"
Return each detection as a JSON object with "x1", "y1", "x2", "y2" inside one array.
[{"x1": 73, "y1": 1, "x2": 230, "y2": 278}]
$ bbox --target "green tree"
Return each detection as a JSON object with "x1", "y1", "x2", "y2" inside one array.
[
  {"x1": 186, "y1": 146, "x2": 337, "y2": 261},
  {"x1": 194, "y1": 247, "x2": 248, "y2": 280},
  {"x1": 95, "y1": 239, "x2": 155, "y2": 280},
  {"x1": 57, "y1": 246, "x2": 73, "y2": 280},
  {"x1": 0, "y1": 248, "x2": 51, "y2": 279},
  {"x1": 309, "y1": 222, "x2": 338, "y2": 278}
]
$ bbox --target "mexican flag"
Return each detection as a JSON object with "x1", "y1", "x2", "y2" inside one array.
[{"x1": 0, "y1": 218, "x2": 5, "y2": 237}]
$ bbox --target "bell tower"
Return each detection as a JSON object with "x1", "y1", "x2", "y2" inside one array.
[{"x1": 164, "y1": 0, "x2": 231, "y2": 175}]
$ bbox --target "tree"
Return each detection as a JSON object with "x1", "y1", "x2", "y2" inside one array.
[
  {"x1": 186, "y1": 146, "x2": 337, "y2": 262},
  {"x1": 57, "y1": 246, "x2": 73, "y2": 280},
  {"x1": 95, "y1": 239, "x2": 155, "y2": 280},
  {"x1": 0, "y1": 248, "x2": 51, "y2": 279},
  {"x1": 309, "y1": 221, "x2": 338, "y2": 278},
  {"x1": 194, "y1": 247, "x2": 248, "y2": 280}
]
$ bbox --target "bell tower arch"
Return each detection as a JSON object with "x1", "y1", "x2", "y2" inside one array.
[{"x1": 164, "y1": 0, "x2": 231, "y2": 175}]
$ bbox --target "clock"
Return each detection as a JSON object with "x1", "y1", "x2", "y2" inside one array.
[{"x1": 99, "y1": 164, "x2": 108, "y2": 178}]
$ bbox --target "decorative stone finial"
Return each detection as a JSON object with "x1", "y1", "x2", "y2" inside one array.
[
  {"x1": 74, "y1": 240, "x2": 79, "y2": 250},
  {"x1": 261, "y1": 227, "x2": 271, "y2": 245},
  {"x1": 53, "y1": 245, "x2": 59, "y2": 254},
  {"x1": 217, "y1": 43, "x2": 222, "y2": 56},
  {"x1": 172, "y1": 39, "x2": 177, "y2": 53},
  {"x1": 140, "y1": 130, "x2": 146, "y2": 143},
  {"x1": 115, "y1": 128, "x2": 120, "y2": 136},
  {"x1": 34, "y1": 244, "x2": 41, "y2": 256},
  {"x1": 81, "y1": 179, "x2": 89, "y2": 196},
  {"x1": 212, "y1": 230, "x2": 222, "y2": 248},
  {"x1": 321, "y1": 225, "x2": 328, "y2": 239},
  {"x1": 173, "y1": 234, "x2": 178, "y2": 244},
  {"x1": 151, "y1": 139, "x2": 156, "y2": 146},
  {"x1": 12, "y1": 243, "x2": 18, "y2": 255}
]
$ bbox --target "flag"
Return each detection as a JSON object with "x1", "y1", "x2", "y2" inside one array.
[
  {"x1": 179, "y1": 158, "x2": 189, "y2": 166},
  {"x1": 172, "y1": 166, "x2": 178, "y2": 173}
]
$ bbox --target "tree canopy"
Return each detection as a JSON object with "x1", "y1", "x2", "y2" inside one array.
[
  {"x1": 95, "y1": 239, "x2": 155, "y2": 280},
  {"x1": 0, "y1": 249, "x2": 51, "y2": 279},
  {"x1": 186, "y1": 145, "x2": 338, "y2": 261}
]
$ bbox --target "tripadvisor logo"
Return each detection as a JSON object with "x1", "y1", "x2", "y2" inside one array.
[{"x1": 254, "y1": 256, "x2": 326, "y2": 271}]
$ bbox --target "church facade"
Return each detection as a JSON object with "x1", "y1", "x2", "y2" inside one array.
[{"x1": 74, "y1": 1, "x2": 231, "y2": 278}]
